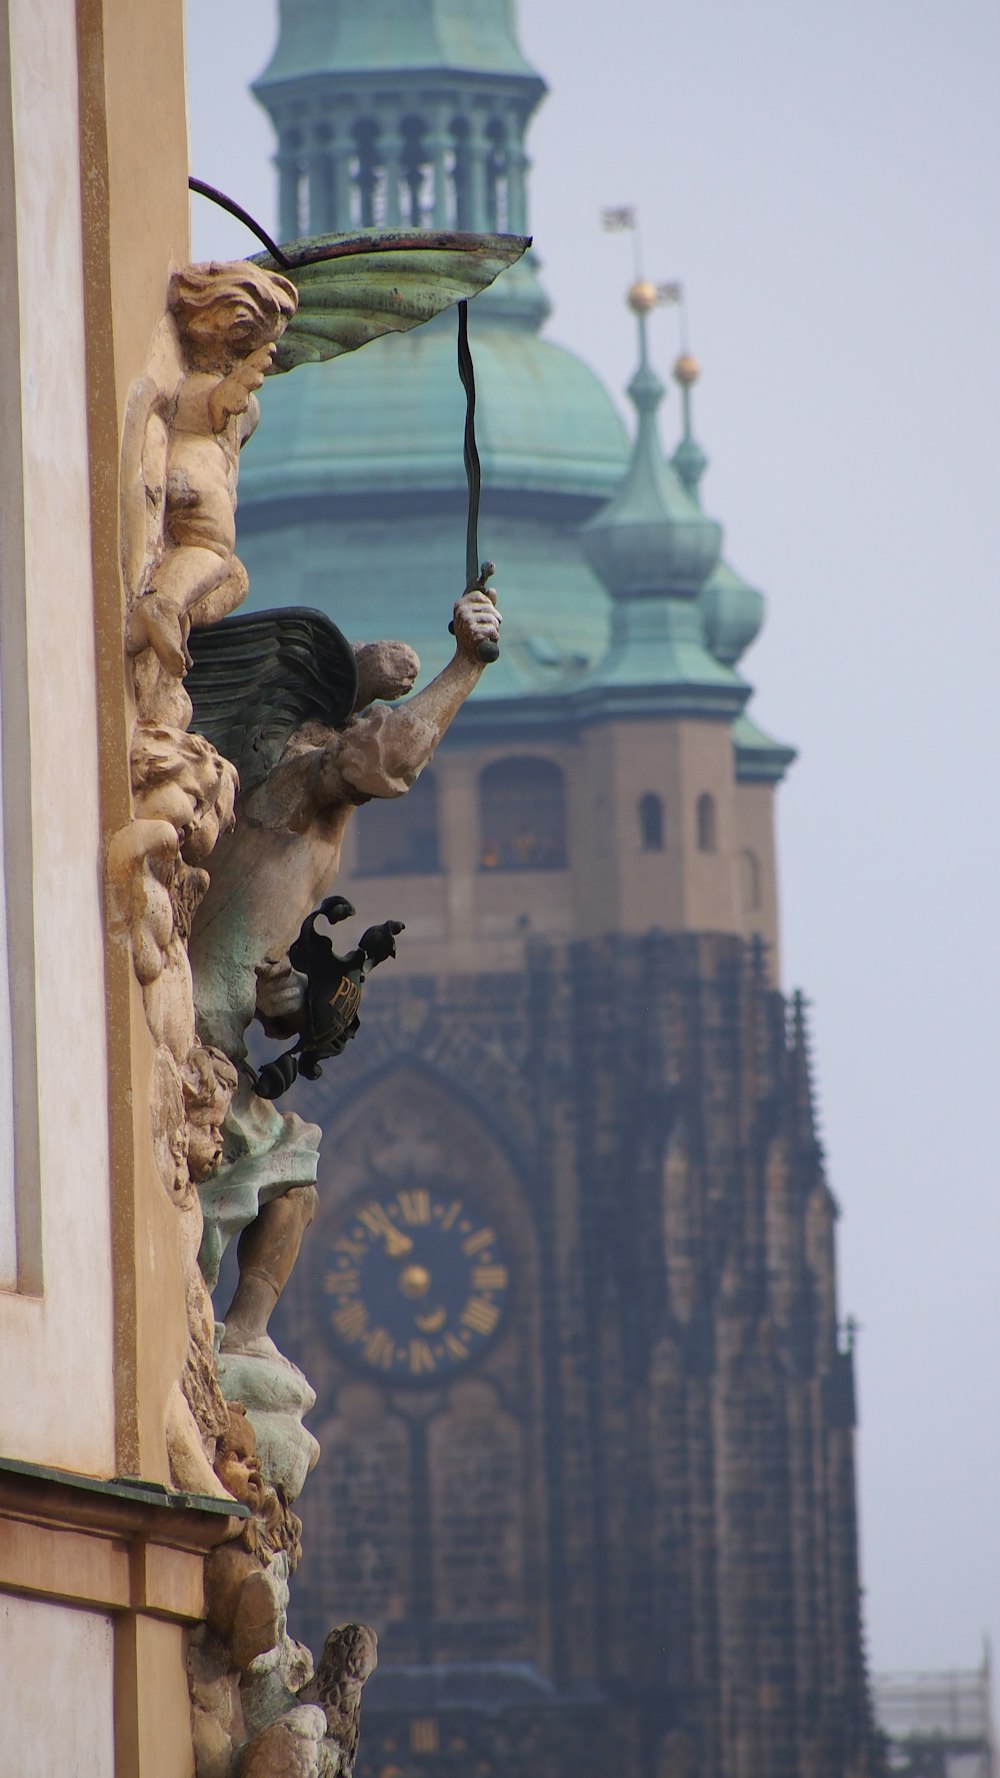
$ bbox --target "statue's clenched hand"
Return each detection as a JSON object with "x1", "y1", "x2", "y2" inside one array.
[{"x1": 451, "y1": 586, "x2": 501, "y2": 661}]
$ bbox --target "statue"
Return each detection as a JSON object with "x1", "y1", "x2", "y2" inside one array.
[
  {"x1": 110, "y1": 222, "x2": 528, "y2": 1775},
  {"x1": 126, "y1": 262, "x2": 297, "y2": 677},
  {"x1": 187, "y1": 590, "x2": 501, "y2": 1358}
]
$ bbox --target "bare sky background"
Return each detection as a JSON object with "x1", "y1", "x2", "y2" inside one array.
[{"x1": 185, "y1": 0, "x2": 1000, "y2": 1678}]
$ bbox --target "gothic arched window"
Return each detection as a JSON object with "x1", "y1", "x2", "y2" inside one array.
[
  {"x1": 355, "y1": 768, "x2": 440, "y2": 875},
  {"x1": 639, "y1": 792, "x2": 665, "y2": 852},
  {"x1": 479, "y1": 756, "x2": 567, "y2": 871},
  {"x1": 696, "y1": 792, "x2": 717, "y2": 854},
  {"x1": 428, "y1": 1382, "x2": 524, "y2": 1622},
  {"x1": 739, "y1": 846, "x2": 761, "y2": 912}
]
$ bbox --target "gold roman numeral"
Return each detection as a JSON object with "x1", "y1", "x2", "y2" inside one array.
[
  {"x1": 460, "y1": 1296, "x2": 500, "y2": 1336},
  {"x1": 462, "y1": 1226, "x2": 496, "y2": 1256},
  {"x1": 332, "y1": 1300, "x2": 368, "y2": 1342},
  {"x1": 439, "y1": 1199, "x2": 463, "y2": 1232},
  {"x1": 472, "y1": 1265, "x2": 508, "y2": 1293},
  {"x1": 409, "y1": 1338, "x2": 436, "y2": 1374},
  {"x1": 333, "y1": 1237, "x2": 365, "y2": 1261},
  {"x1": 443, "y1": 1331, "x2": 469, "y2": 1361},
  {"x1": 397, "y1": 1188, "x2": 431, "y2": 1224},
  {"x1": 362, "y1": 1327, "x2": 395, "y2": 1369}
]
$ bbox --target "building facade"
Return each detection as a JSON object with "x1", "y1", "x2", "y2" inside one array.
[
  {"x1": 1, "y1": 2, "x2": 242, "y2": 1772},
  {"x1": 234, "y1": 4, "x2": 882, "y2": 1777}
]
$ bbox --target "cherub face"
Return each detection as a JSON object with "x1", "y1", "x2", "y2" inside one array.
[
  {"x1": 353, "y1": 641, "x2": 420, "y2": 708},
  {"x1": 216, "y1": 1426, "x2": 266, "y2": 1511}
]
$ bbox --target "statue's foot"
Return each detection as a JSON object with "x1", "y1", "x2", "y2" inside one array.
[
  {"x1": 127, "y1": 593, "x2": 192, "y2": 676},
  {"x1": 219, "y1": 1325, "x2": 282, "y2": 1362}
]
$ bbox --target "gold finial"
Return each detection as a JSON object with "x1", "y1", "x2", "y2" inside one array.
[
  {"x1": 627, "y1": 278, "x2": 659, "y2": 314},
  {"x1": 673, "y1": 352, "x2": 700, "y2": 387}
]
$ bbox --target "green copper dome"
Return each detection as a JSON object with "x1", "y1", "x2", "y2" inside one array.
[
  {"x1": 241, "y1": 303, "x2": 628, "y2": 507},
  {"x1": 700, "y1": 559, "x2": 765, "y2": 667},
  {"x1": 668, "y1": 357, "x2": 766, "y2": 669},
  {"x1": 257, "y1": 0, "x2": 540, "y2": 87},
  {"x1": 237, "y1": 300, "x2": 630, "y2": 700}
]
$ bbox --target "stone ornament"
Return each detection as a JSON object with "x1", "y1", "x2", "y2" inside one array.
[
  {"x1": 110, "y1": 260, "x2": 296, "y2": 1498},
  {"x1": 109, "y1": 234, "x2": 515, "y2": 1775}
]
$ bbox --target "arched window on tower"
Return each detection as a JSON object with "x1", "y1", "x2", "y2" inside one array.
[
  {"x1": 739, "y1": 847, "x2": 761, "y2": 913},
  {"x1": 696, "y1": 792, "x2": 717, "y2": 854},
  {"x1": 355, "y1": 769, "x2": 440, "y2": 875},
  {"x1": 479, "y1": 756, "x2": 567, "y2": 871},
  {"x1": 639, "y1": 792, "x2": 665, "y2": 852}
]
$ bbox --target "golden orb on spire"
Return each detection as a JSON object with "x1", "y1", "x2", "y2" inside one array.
[
  {"x1": 627, "y1": 279, "x2": 658, "y2": 314},
  {"x1": 673, "y1": 352, "x2": 700, "y2": 387}
]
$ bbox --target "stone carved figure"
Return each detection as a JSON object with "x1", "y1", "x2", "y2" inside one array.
[
  {"x1": 127, "y1": 262, "x2": 297, "y2": 677},
  {"x1": 111, "y1": 233, "x2": 525, "y2": 1775},
  {"x1": 187, "y1": 594, "x2": 501, "y2": 1365},
  {"x1": 111, "y1": 259, "x2": 297, "y2": 1501}
]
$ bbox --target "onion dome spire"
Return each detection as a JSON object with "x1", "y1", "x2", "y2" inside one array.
[
  {"x1": 671, "y1": 352, "x2": 708, "y2": 500},
  {"x1": 578, "y1": 284, "x2": 748, "y2": 719},
  {"x1": 582, "y1": 282, "x2": 723, "y2": 602},
  {"x1": 671, "y1": 352, "x2": 766, "y2": 669}
]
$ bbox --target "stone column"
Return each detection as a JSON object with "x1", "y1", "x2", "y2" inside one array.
[
  {"x1": 505, "y1": 113, "x2": 529, "y2": 235},
  {"x1": 427, "y1": 109, "x2": 453, "y2": 228},
  {"x1": 331, "y1": 132, "x2": 354, "y2": 231},
  {"x1": 464, "y1": 115, "x2": 490, "y2": 232},
  {"x1": 380, "y1": 127, "x2": 404, "y2": 226},
  {"x1": 277, "y1": 132, "x2": 302, "y2": 241},
  {"x1": 307, "y1": 142, "x2": 334, "y2": 234}
]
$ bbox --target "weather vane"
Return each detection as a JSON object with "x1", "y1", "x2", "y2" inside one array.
[{"x1": 600, "y1": 205, "x2": 687, "y2": 348}]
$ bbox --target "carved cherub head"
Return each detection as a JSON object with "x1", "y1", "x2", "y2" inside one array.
[
  {"x1": 181, "y1": 1044, "x2": 238, "y2": 1181},
  {"x1": 352, "y1": 640, "x2": 420, "y2": 710},
  {"x1": 214, "y1": 1403, "x2": 266, "y2": 1513},
  {"x1": 169, "y1": 261, "x2": 298, "y2": 372},
  {"x1": 131, "y1": 725, "x2": 238, "y2": 862}
]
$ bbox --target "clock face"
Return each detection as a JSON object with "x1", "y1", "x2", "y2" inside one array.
[{"x1": 323, "y1": 1188, "x2": 510, "y2": 1380}]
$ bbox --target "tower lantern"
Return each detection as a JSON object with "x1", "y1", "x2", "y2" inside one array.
[{"x1": 253, "y1": 0, "x2": 546, "y2": 239}]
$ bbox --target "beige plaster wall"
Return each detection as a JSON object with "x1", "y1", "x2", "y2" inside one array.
[
  {"x1": 1, "y1": 1594, "x2": 115, "y2": 1778},
  {"x1": 335, "y1": 719, "x2": 760, "y2": 974},
  {"x1": 0, "y1": 0, "x2": 116, "y2": 1473}
]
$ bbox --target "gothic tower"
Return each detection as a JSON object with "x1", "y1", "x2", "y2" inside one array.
[{"x1": 234, "y1": 5, "x2": 880, "y2": 1775}]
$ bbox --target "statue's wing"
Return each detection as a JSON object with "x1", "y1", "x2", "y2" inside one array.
[
  {"x1": 252, "y1": 229, "x2": 529, "y2": 373},
  {"x1": 187, "y1": 608, "x2": 359, "y2": 793}
]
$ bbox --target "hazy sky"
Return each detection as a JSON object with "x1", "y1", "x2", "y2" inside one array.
[{"x1": 185, "y1": 0, "x2": 1000, "y2": 1679}]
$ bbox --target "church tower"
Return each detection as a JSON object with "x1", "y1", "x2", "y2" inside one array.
[{"x1": 236, "y1": 5, "x2": 880, "y2": 1776}]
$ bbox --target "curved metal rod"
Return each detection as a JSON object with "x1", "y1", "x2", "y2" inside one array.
[{"x1": 188, "y1": 176, "x2": 292, "y2": 267}]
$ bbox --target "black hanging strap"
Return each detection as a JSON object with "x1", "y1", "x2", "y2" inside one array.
[{"x1": 456, "y1": 300, "x2": 499, "y2": 662}]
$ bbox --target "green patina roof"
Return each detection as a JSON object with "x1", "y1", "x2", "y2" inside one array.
[
  {"x1": 256, "y1": 0, "x2": 539, "y2": 88},
  {"x1": 732, "y1": 712, "x2": 797, "y2": 784},
  {"x1": 241, "y1": 301, "x2": 629, "y2": 507}
]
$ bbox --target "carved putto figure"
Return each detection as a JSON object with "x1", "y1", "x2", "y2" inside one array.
[{"x1": 127, "y1": 262, "x2": 297, "y2": 676}]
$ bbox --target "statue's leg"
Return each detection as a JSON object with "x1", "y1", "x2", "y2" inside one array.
[
  {"x1": 221, "y1": 1183, "x2": 318, "y2": 1352},
  {"x1": 128, "y1": 543, "x2": 229, "y2": 673}
]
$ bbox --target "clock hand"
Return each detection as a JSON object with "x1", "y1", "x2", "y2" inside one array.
[
  {"x1": 382, "y1": 1227, "x2": 414, "y2": 1259},
  {"x1": 359, "y1": 1204, "x2": 414, "y2": 1258}
]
